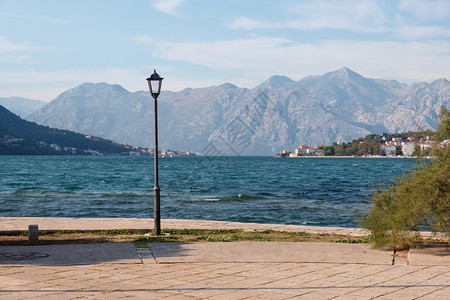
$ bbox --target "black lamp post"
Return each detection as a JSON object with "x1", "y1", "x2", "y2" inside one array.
[{"x1": 147, "y1": 70, "x2": 164, "y2": 235}]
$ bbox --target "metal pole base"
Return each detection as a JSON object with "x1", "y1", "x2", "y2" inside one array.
[{"x1": 153, "y1": 186, "x2": 161, "y2": 235}]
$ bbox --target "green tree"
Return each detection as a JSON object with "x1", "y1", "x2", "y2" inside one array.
[
  {"x1": 335, "y1": 145, "x2": 345, "y2": 156},
  {"x1": 321, "y1": 145, "x2": 334, "y2": 156},
  {"x1": 357, "y1": 142, "x2": 379, "y2": 156},
  {"x1": 435, "y1": 106, "x2": 450, "y2": 142},
  {"x1": 361, "y1": 107, "x2": 450, "y2": 248}
]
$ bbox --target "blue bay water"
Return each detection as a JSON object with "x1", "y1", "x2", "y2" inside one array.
[{"x1": 0, "y1": 156, "x2": 413, "y2": 227}]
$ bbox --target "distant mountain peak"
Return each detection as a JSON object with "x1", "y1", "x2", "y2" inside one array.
[
  {"x1": 218, "y1": 83, "x2": 238, "y2": 89},
  {"x1": 61, "y1": 82, "x2": 130, "y2": 99},
  {"x1": 0, "y1": 97, "x2": 47, "y2": 117},
  {"x1": 432, "y1": 78, "x2": 449, "y2": 85},
  {"x1": 72, "y1": 82, "x2": 127, "y2": 91},
  {"x1": 111, "y1": 84, "x2": 129, "y2": 92},
  {"x1": 76, "y1": 82, "x2": 106, "y2": 88},
  {"x1": 257, "y1": 75, "x2": 297, "y2": 89},
  {"x1": 338, "y1": 66, "x2": 353, "y2": 73},
  {"x1": 326, "y1": 67, "x2": 364, "y2": 81}
]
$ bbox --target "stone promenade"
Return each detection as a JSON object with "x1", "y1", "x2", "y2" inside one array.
[{"x1": 0, "y1": 217, "x2": 448, "y2": 299}]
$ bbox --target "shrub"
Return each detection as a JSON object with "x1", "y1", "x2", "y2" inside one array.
[{"x1": 361, "y1": 107, "x2": 449, "y2": 248}]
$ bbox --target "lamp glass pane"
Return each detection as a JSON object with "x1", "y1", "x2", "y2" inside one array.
[{"x1": 151, "y1": 80, "x2": 161, "y2": 95}]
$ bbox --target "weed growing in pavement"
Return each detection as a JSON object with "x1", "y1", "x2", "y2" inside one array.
[{"x1": 333, "y1": 237, "x2": 369, "y2": 244}]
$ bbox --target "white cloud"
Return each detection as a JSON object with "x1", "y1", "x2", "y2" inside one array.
[
  {"x1": 229, "y1": 0, "x2": 450, "y2": 41},
  {"x1": 231, "y1": 0, "x2": 386, "y2": 33},
  {"x1": 153, "y1": 37, "x2": 294, "y2": 70},
  {"x1": 396, "y1": 25, "x2": 450, "y2": 40},
  {"x1": 399, "y1": 0, "x2": 450, "y2": 20},
  {"x1": 153, "y1": 0, "x2": 184, "y2": 16},
  {"x1": 286, "y1": 0, "x2": 386, "y2": 31},
  {"x1": 0, "y1": 54, "x2": 32, "y2": 64},
  {"x1": 131, "y1": 34, "x2": 153, "y2": 44},
  {"x1": 41, "y1": 17, "x2": 69, "y2": 24},
  {"x1": 151, "y1": 37, "x2": 450, "y2": 84},
  {"x1": 229, "y1": 0, "x2": 450, "y2": 42},
  {"x1": 0, "y1": 36, "x2": 41, "y2": 52},
  {"x1": 0, "y1": 67, "x2": 150, "y2": 100},
  {"x1": 229, "y1": 17, "x2": 282, "y2": 30},
  {"x1": 0, "y1": 36, "x2": 42, "y2": 66}
]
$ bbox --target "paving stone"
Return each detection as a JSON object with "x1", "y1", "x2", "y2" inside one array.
[
  {"x1": 180, "y1": 287, "x2": 232, "y2": 298},
  {"x1": 419, "y1": 287, "x2": 450, "y2": 299},
  {"x1": 0, "y1": 217, "x2": 448, "y2": 298},
  {"x1": 0, "y1": 243, "x2": 141, "y2": 266},
  {"x1": 210, "y1": 288, "x2": 267, "y2": 299}
]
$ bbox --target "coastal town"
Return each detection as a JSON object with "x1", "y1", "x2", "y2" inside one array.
[
  {"x1": 277, "y1": 134, "x2": 449, "y2": 157},
  {"x1": 0, "y1": 134, "x2": 195, "y2": 157},
  {"x1": 129, "y1": 146, "x2": 195, "y2": 157}
]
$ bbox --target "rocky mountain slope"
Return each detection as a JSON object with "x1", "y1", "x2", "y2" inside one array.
[{"x1": 27, "y1": 68, "x2": 449, "y2": 155}]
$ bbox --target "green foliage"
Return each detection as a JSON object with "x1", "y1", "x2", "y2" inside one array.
[
  {"x1": 361, "y1": 108, "x2": 450, "y2": 248},
  {"x1": 435, "y1": 106, "x2": 450, "y2": 142},
  {"x1": 357, "y1": 141, "x2": 381, "y2": 156},
  {"x1": 286, "y1": 231, "x2": 310, "y2": 237},
  {"x1": 245, "y1": 234, "x2": 271, "y2": 241},
  {"x1": 161, "y1": 228, "x2": 240, "y2": 235},
  {"x1": 134, "y1": 235, "x2": 178, "y2": 244},
  {"x1": 333, "y1": 237, "x2": 369, "y2": 244},
  {"x1": 95, "y1": 229, "x2": 134, "y2": 235},
  {"x1": 196, "y1": 235, "x2": 231, "y2": 242}
]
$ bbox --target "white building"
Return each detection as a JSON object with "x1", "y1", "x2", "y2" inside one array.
[
  {"x1": 383, "y1": 144, "x2": 397, "y2": 156},
  {"x1": 295, "y1": 144, "x2": 309, "y2": 156}
]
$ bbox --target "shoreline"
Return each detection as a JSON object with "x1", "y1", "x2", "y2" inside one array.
[
  {"x1": 275, "y1": 155, "x2": 413, "y2": 158},
  {"x1": 0, "y1": 217, "x2": 439, "y2": 238}
]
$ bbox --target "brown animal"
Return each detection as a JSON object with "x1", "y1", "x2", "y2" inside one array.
[{"x1": 392, "y1": 243, "x2": 410, "y2": 265}]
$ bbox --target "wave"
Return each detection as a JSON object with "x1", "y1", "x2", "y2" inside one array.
[
  {"x1": 12, "y1": 189, "x2": 76, "y2": 195},
  {"x1": 170, "y1": 193, "x2": 266, "y2": 203},
  {"x1": 198, "y1": 198, "x2": 221, "y2": 202},
  {"x1": 227, "y1": 193, "x2": 266, "y2": 201}
]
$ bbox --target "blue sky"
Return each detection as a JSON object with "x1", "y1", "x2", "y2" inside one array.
[{"x1": 0, "y1": 0, "x2": 449, "y2": 101}]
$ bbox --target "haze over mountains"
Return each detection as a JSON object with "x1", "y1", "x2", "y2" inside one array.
[
  {"x1": 0, "y1": 97, "x2": 46, "y2": 117},
  {"x1": 26, "y1": 67, "x2": 449, "y2": 155}
]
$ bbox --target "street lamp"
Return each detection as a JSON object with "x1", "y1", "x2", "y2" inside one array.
[{"x1": 147, "y1": 70, "x2": 164, "y2": 235}]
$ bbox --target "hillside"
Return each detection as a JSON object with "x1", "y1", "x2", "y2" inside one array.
[
  {"x1": 0, "y1": 105, "x2": 137, "y2": 155},
  {"x1": 27, "y1": 68, "x2": 449, "y2": 155}
]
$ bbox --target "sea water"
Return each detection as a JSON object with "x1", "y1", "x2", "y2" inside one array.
[{"x1": 0, "y1": 156, "x2": 413, "y2": 227}]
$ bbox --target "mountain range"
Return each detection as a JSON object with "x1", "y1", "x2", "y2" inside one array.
[{"x1": 26, "y1": 67, "x2": 449, "y2": 155}]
